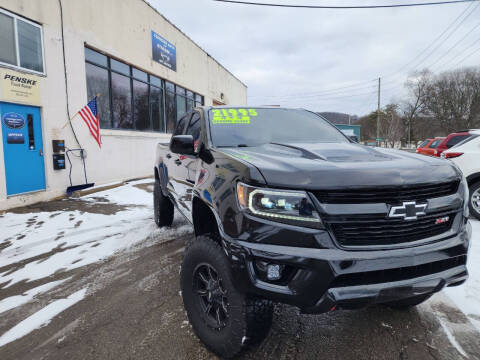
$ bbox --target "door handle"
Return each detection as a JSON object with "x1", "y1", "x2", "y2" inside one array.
[
  {"x1": 39, "y1": 149, "x2": 43, "y2": 156},
  {"x1": 166, "y1": 153, "x2": 172, "y2": 159},
  {"x1": 174, "y1": 159, "x2": 182, "y2": 166}
]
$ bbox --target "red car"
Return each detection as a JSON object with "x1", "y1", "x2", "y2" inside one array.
[
  {"x1": 416, "y1": 137, "x2": 444, "y2": 156},
  {"x1": 433, "y1": 131, "x2": 475, "y2": 157}
]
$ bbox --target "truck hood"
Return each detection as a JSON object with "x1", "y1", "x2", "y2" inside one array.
[{"x1": 219, "y1": 142, "x2": 459, "y2": 189}]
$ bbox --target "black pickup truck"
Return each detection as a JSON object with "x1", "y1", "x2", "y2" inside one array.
[{"x1": 154, "y1": 106, "x2": 471, "y2": 358}]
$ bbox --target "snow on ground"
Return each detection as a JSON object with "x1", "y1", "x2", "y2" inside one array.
[
  {"x1": 0, "y1": 179, "x2": 193, "y2": 349},
  {"x1": 0, "y1": 278, "x2": 70, "y2": 314},
  {"x1": 445, "y1": 219, "x2": 480, "y2": 331},
  {"x1": 0, "y1": 288, "x2": 87, "y2": 347},
  {"x1": 0, "y1": 179, "x2": 190, "y2": 289}
]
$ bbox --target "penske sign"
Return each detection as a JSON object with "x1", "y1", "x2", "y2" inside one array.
[{"x1": 0, "y1": 69, "x2": 41, "y2": 106}]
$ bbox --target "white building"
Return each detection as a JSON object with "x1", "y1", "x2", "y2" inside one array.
[{"x1": 0, "y1": 0, "x2": 247, "y2": 210}]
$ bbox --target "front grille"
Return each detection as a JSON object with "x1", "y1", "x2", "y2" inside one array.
[
  {"x1": 331, "y1": 255, "x2": 466, "y2": 288},
  {"x1": 329, "y1": 210, "x2": 457, "y2": 247},
  {"x1": 313, "y1": 180, "x2": 459, "y2": 204}
]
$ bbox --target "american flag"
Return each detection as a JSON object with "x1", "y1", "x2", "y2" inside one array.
[{"x1": 78, "y1": 97, "x2": 102, "y2": 148}]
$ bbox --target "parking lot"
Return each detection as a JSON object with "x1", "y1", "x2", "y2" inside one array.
[{"x1": 1, "y1": 180, "x2": 479, "y2": 360}]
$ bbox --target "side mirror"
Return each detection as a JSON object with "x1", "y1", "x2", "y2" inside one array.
[{"x1": 170, "y1": 135, "x2": 195, "y2": 155}]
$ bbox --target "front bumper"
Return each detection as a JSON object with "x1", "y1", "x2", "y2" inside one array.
[{"x1": 225, "y1": 218, "x2": 471, "y2": 314}]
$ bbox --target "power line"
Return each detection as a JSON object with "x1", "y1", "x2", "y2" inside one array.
[
  {"x1": 454, "y1": 44, "x2": 480, "y2": 66},
  {"x1": 381, "y1": 1, "x2": 476, "y2": 79},
  {"x1": 249, "y1": 82, "x2": 378, "y2": 100},
  {"x1": 428, "y1": 18, "x2": 480, "y2": 69},
  {"x1": 248, "y1": 79, "x2": 377, "y2": 99},
  {"x1": 436, "y1": 35, "x2": 480, "y2": 70},
  {"x1": 409, "y1": 2, "x2": 480, "y2": 70},
  {"x1": 213, "y1": 0, "x2": 478, "y2": 9},
  {"x1": 246, "y1": 1, "x2": 478, "y2": 104}
]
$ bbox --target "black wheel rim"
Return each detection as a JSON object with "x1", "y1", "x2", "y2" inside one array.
[{"x1": 193, "y1": 263, "x2": 229, "y2": 330}]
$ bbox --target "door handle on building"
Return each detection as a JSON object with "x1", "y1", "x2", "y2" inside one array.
[{"x1": 39, "y1": 149, "x2": 44, "y2": 156}]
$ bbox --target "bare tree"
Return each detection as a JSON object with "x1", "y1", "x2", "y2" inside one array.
[
  {"x1": 381, "y1": 104, "x2": 404, "y2": 148},
  {"x1": 425, "y1": 68, "x2": 480, "y2": 132},
  {"x1": 402, "y1": 70, "x2": 431, "y2": 146}
]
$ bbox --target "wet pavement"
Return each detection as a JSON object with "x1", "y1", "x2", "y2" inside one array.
[{"x1": 1, "y1": 181, "x2": 480, "y2": 360}]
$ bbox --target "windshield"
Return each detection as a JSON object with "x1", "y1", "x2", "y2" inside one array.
[
  {"x1": 208, "y1": 108, "x2": 349, "y2": 147},
  {"x1": 429, "y1": 139, "x2": 443, "y2": 148},
  {"x1": 418, "y1": 140, "x2": 430, "y2": 148}
]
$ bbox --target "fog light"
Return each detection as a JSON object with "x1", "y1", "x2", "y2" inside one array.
[{"x1": 267, "y1": 264, "x2": 282, "y2": 281}]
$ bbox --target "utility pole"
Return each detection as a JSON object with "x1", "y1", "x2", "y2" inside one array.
[{"x1": 376, "y1": 77, "x2": 381, "y2": 147}]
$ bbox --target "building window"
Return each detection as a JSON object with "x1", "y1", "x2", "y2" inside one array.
[
  {"x1": 111, "y1": 72, "x2": 133, "y2": 129},
  {"x1": 133, "y1": 79, "x2": 149, "y2": 130},
  {"x1": 165, "y1": 83, "x2": 176, "y2": 133},
  {"x1": 85, "y1": 63, "x2": 111, "y2": 129},
  {"x1": 84, "y1": 47, "x2": 204, "y2": 133},
  {"x1": 0, "y1": 9, "x2": 44, "y2": 74},
  {"x1": 150, "y1": 81, "x2": 165, "y2": 132}
]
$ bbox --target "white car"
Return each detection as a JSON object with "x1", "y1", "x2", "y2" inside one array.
[{"x1": 442, "y1": 130, "x2": 480, "y2": 219}]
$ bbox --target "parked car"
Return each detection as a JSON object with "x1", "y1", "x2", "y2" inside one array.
[
  {"x1": 442, "y1": 130, "x2": 480, "y2": 220},
  {"x1": 416, "y1": 137, "x2": 444, "y2": 156},
  {"x1": 154, "y1": 106, "x2": 471, "y2": 358},
  {"x1": 434, "y1": 130, "x2": 478, "y2": 157}
]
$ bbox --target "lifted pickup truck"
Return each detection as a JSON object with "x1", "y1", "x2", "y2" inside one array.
[{"x1": 154, "y1": 106, "x2": 471, "y2": 358}]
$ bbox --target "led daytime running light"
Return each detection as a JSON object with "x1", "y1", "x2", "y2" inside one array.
[{"x1": 247, "y1": 189, "x2": 321, "y2": 223}]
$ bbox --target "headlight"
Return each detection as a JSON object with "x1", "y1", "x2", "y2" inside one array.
[{"x1": 236, "y1": 182, "x2": 323, "y2": 228}]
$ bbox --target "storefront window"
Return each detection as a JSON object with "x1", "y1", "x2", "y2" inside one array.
[
  {"x1": 176, "y1": 95, "x2": 186, "y2": 122},
  {"x1": 150, "y1": 86, "x2": 165, "y2": 131},
  {"x1": 0, "y1": 9, "x2": 44, "y2": 73},
  {"x1": 133, "y1": 68, "x2": 148, "y2": 82},
  {"x1": 133, "y1": 80, "x2": 149, "y2": 130},
  {"x1": 166, "y1": 90, "x2": 176, "y2": 133},
  {"x1": 85, "y1": 63, "x2": 112, "y2": 128},
  {"x1": 111, "y1": 72, "x2": 133, "y2": 129},
  {"x1": 186, "y1": 98, "x2": 194, "y2": 113},
  {"x1": 85, "y1": 47, "x2": 107, "y2": 67},
  {"x1": 84, "y1": 47, "x2": 204, "y2": 133},
  {"x1": 111, "y1": 59, "x2": 130, "y2": 76}
]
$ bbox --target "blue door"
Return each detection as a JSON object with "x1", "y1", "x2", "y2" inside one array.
[{"x1": 1, "y1": 103, "x2": 45, "y2": 196}]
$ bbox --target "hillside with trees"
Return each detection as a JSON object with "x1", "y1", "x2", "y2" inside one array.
[{"x1": 354, "y1": 67, "x2": 480, "y2": 146}]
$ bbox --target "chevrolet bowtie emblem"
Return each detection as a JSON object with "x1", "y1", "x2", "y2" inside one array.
[{"x1": 388, "y1": 201, "x2": 427, "y2": 221}]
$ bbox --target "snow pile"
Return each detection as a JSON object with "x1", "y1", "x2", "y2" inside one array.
[{"x1": 445, "y1": 219, "x2": 480, "y2": 331}]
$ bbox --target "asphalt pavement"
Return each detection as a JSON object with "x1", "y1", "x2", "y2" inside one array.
[{"x1": 1, "y1": 182, "x2": 479, "y2": 360}]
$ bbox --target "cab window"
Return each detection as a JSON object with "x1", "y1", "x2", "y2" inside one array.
[
  {"x1": 446, "y1": 135, "x2": 469, "y2": 148},
  {"x1": 185, "y1": 112, "x2": 201, "y2": 152},
  {"x1": 173, "y1": 113, "x2": 191, "y2": 136}
]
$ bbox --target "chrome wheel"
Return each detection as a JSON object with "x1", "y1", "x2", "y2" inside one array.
[
  {"x1": 472, "y1": 188, "x2": 480, "y2": 214},
  {"x1": 193, "y1": 263, "x2": 229, "y2": 330}
]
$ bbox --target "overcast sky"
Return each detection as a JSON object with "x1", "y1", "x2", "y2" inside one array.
[{"x1": 149, "y1": 0, "x2": 480, "y2": 116}]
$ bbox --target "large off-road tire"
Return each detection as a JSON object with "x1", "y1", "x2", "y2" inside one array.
[
  {"x1": 384, "y1": 293, "x2": 432, "y2": 310},
  {"x1": 154, "y1": 178, "x2": 173, "y2": 227},
  {"x1": 180, "y1": 235, "x2": 273, "y2": 358},
  {"x1": 468, "y1": 181, "x2": 480, "y2": 220}
]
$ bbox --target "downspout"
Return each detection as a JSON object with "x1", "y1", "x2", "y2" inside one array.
[{"x1": 58, "y1": 0, "x2": 81, "y2": 148}]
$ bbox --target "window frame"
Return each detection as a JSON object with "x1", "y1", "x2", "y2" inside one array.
[
  {"x1": 0, "y1": 8, "x2": 45, "y2": 75},
  {"x1": 84, "y1": 46, "x2": 204, "y2": 133}
]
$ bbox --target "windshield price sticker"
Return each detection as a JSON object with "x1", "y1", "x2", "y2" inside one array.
[{"x1": 212, "y1": 109, "x2": 258, "y2": 124}]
